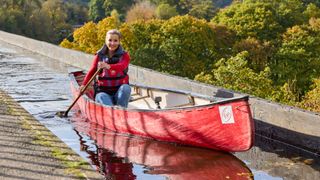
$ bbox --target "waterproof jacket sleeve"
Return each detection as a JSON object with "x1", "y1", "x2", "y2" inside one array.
[{"x1": 82, "y1": 55, "x2": 99, "y2": 86}]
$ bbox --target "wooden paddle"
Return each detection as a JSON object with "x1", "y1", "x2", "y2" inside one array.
[{"x1": 56, "y1": 67, "x2": 103, "y2": 117}]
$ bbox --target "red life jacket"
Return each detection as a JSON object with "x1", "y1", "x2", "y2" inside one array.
[{"x1": 95, "y1": 46, "x2": 129, "y2": 94}]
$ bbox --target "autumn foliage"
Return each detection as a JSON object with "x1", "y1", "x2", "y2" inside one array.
[{"x1": 59, "y1": 0, "x2": 320, "y2": 113}]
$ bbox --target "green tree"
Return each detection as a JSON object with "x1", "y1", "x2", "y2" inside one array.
[
  {"x1": 103, "y1": 0, "x2": 134, "y2": 20},
  {"x1": 148, "y1": 0, "x2": 180, "y2": 7},
  {"x1": 195, "y1": 51, "x2": 275, "y2": 99},
  {"x1": 65, "y1": 1, "x2": 88, "y2": 24},
  {"x1": 150, "y1": 0, "x2": 217, "y2": 20},
  {"x1": 120, "y1": 19, "x2": 166, "y2": 71},
  {"x1": 186, "y1": 0, "x2": 216, "y2": 20},
  {"x1": 0, "y1": 0, "x2": 88, "y2": 43},
  {"x1": 209, "y1": 23, "x2": 236, "y2": 59},
  {"x1": 120, "y1": 15, "x2": 233, "y2": 78},
  {"x1": 233, "y1": 37, "x2": 274, "y2": 72},
  {"x1": 213, "y1": 0, "x2": 306, "y2": 41},
  {"x1": 299, "y1": 78, "x2": 320, "y2": 112},
  {"x1": 0, "y1": 0, "x2": 42, "y2": 36},
  {"x1": 213, "y1": 0, "x2": 232, "y2": 8},
  {"x1": 155, "y1": 3, "x2": 178, "y2": 20},
  {"x1": 41, "y1": 0, "x2": 71, "y2": 43},
  {"x1": 0, "y1": 9, "x2": 26, "y2": 35},
  {"x1": 16, "y1": 0, "x2": 42, "y2": 16},
  {"x1": 89, "y1": 0, "x2": 105, "y2": 22},
  {"x1": 302, "y1": 0, "x2": 320, "y2": 7},
  {"x1": 157, "y1": 15, "x2": 218, "y2": 78},
  {"x1": 271, "y1": 83, "x2": 298, "y2": 106},
  {"x1": 176, "y1": 0, "x2": 216, "y2": 20},
  {"x1": 212, "y1": 1, "x2": 281, "y2": 41},
  {"x1": 272, "y1": 24, "x2": 320, "y2": 99},
  {"x1": 303, "y1": 3, "x2": 320, "y2": 19},
  {"x1": 28, "y1": 9, "x2": 55, "y2": 42}
]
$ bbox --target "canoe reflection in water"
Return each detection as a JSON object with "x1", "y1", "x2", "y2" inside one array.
[{"x1": 71, "y1": 112, "x2": 253, "y2": 180}]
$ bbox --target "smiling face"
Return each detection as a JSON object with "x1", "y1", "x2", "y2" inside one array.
[{"x1": 105, "y1": 33, "x2": 120, "y2": 53}]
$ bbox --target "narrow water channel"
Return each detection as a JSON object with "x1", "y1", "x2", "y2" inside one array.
[{"x1": 0, "y1": 40, "x2": 319, "y2": 180}]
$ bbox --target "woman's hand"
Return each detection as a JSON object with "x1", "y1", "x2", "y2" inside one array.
[
  {"x1": 79, "y1": 85, "x2": 87, "y2": 93},
  {"x1": 98, "y1": 62, "x2": 111, "y2": 69}
]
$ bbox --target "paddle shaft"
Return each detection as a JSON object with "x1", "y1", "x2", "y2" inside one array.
[{"x1": 63, "y1": 67, "x2": 103, "y2": 117}]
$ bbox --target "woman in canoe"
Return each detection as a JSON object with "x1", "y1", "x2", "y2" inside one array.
[{"x1": 80, "y1": 29, "x2": 131, "y2": 108}]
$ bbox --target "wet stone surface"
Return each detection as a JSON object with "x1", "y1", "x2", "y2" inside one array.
[
  {"x1": 0, "y1": 40, "x2": 319, "y2": 180},
  {"x1": 0, "y1": 90, "x2": 103, "y2": 179}
]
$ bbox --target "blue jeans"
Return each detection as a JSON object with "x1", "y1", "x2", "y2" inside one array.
[{"x1": 95, "y1": 84, "x2": 131, "y2": 108}]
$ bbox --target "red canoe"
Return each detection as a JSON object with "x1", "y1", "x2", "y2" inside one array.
[
  {"x1": 69, "y1": 71, "x2": 254, "y2": 152},
  {"x1": 73, "y1": 120, "x2": 253, "y2": 180}
]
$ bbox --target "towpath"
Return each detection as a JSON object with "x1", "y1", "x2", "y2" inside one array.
[{"x1": 0, "y1": 89, "x2": 104, "y2": 180}]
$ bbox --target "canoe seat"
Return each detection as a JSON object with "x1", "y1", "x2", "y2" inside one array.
[
  {"x1": 129, "y1": 95, "x2": 149, "y2": 102},
  {"x1": 129, "y1": 87, "x2": 150, "y2": 102},
  {"x1": 172, "y1": 95, "x2": 195, "y2": 107},
  {"x1": 128, "y1": 88, "x2": 164, "y2": 109}
]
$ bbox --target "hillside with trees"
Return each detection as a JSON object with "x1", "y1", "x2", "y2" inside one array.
[{"x1": 0, "y1": 0, "x2": 89, "y2": 43}]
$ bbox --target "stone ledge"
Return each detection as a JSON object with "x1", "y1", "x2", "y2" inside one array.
[{"x1": 0, "y1": 89, "x2": 104, "y2": 179}]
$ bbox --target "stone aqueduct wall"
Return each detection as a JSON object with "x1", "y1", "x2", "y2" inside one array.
[{"x1": 0, "y1": 30, "x2": 319, "y2": 153}]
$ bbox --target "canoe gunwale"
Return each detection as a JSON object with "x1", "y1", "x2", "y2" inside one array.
[
  {"x1": 69, "y1": 71, "x2": 250, "y2": 112},
  {"x1": 69, "y1": 70, "x2": 255, "y2": 151}
]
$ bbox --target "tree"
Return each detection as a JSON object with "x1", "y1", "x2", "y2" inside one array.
[
  {"x1": 173, "y1": 0, "x2": 216, "y2": 20},
  {"x1": 301, "y1": 0, "x2": 320, "y2": 8},
  {"x1": 120, "y1": 15, "x2": 227, "y2": 78},
  {"x1": 0, "y1": 9, "x2": 26, "y2": 35},
  {"x1": 103, "y1": 0, "x2": 134, "y2": 21},
  {"x1": 65, "y1": 1, "x2": 88, "y2": 25},
  {"x1": 271, "y1": 83, "x2": 298, "y2": 106},
  {"x1": 120, "y1": 19, "x2": 166, "y2": 70},
  {"x1": 187, "y1": 0, "x2": 216, "y2": 20},
  {"x1": 28, "y1": 9, "x2": 55, "y2": 42},
  {"x1": 233, "y1": 37, "x2": 274, "y2": 72},
  {"x1": 299, "y1": 78, "x2": 320, "y2": 112},
  {"x1": 213, "y1": 0, "x2": 232, "y2": 8},
  {"x1": 157, "y1": 15, "x2": 217, "y2": 78},
  {"x1": 155, "y1": 3, "x2": 178, "y2": 20},
  {"x1": 212, "y1": 1, "x2": 281, "y2": 41},
  {"x1": 195, "y1": 51, "x2": 275, "y2": 99},
  {"x1": 60, "y1": 14, "x2": 121, "y2": 53},
  {"x1": 272, "y1": 24, "x2": 320, "y2": 99},
  {"x1": 61, "y1": 21, "x2": 98, "y2": 53},
  {"x1": 96, "y1": 10, "x2": 121, "y2": 42},
  {"x1": 148, "y1": 0, "x2": 180, "y2": 7},
  {"x1": 0, "y1": 0, "x2": 42, "y2": 37},
  {"x1": 212, "y1": 0, "x2": 306, "y2": 41},
  {"x1": 276, "y1": 0, "x2": 305, "y2": 28},
  {"x1": 41, "y1": 0, "x2": 71, "y2": 43},
  {"x1": 303, "y1": 3, "x2": 320, "y2": 19},
  {"x1": 126, "y1": 1, "x2": 156, "y2": 23},
  {"x1": 88, "y1": 0, "x2": 105, "y2": 22},
  {"x1": 209, "y1": 23, "x2": 236, "y2": 59}
]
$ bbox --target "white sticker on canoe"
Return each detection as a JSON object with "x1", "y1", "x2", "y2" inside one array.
[{"x1": 219, "y1": 106, "x2": 235, "y2": 124}]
